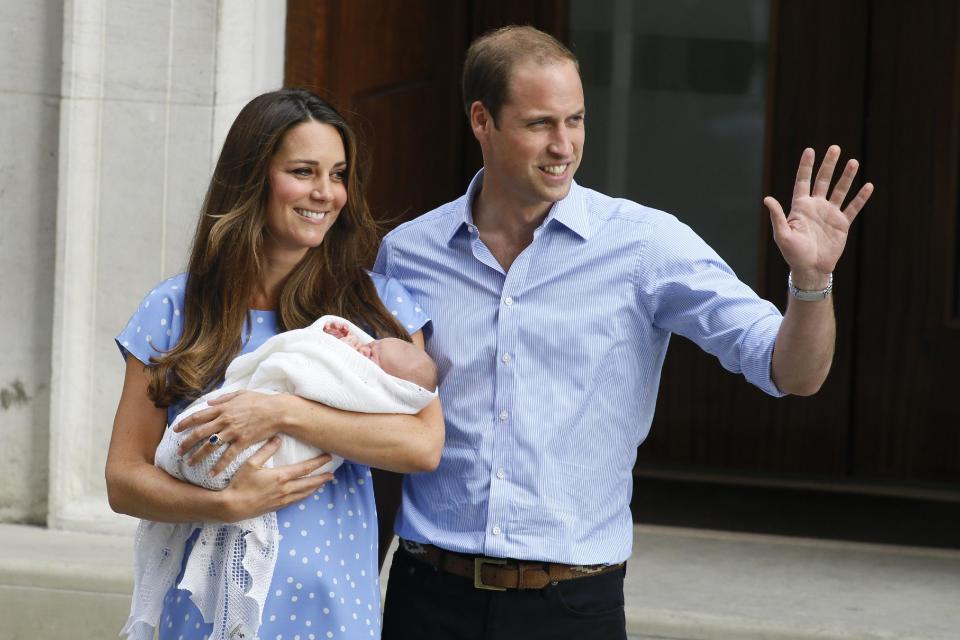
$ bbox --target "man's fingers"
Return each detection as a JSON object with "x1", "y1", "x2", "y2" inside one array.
[
  {"x1": 793, "y1": 147, "x2": 815, "y2": 200},
  {"x1": 812, "y1": 145, "x2": 841, "y2": 198},
  {"x1": 763, "y1": 196, "x2": 790, "y2": 238},
  {"x1": 843, "y1": 182, "x2": 875, "y2": 223},
  {"x1": 829, "y1": 158, "x2": 859, "y2": 206},
  {"x1": 277, "y1": 454, "x2": 334, "y2": 481}
]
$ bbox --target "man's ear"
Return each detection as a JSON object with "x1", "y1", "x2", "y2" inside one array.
[{"x1": 469, "y1": 101, "x2": 492, "y2": 142}]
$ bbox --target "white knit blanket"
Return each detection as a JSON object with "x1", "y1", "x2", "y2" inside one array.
[{"x1": 121, "y1": 316, "x2": 435, "y2": 640}]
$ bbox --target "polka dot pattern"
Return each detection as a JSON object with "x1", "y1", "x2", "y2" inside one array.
[{"x1": 116, "y1": 272, "x2": 429, "y2": 640}]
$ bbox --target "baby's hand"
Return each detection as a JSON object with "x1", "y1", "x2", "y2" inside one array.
[
  {"x1": 324, "y1": 320, "x2": 363, "y2": 348},
  {"x1": 323, "y1": 320, "x2": 351, "y2": 339},
  {"x1": 357, "y1": 344, "x2": 374, "y2": 360}
]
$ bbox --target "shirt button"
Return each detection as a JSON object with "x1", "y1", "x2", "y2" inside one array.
[
  {"x1": 499, "y1": 410, "x2": 509, "y2": 422},
  {"x1": 492, "y1": 526, "x2": 502, "y2": 536},
  {"x1": 503, "y1": 296, "x2": 514, "y2": 306},
  {"x1": 496, "y1": 468, "x2": 505, "y2": 479},
  {"x1": 501, "y1": 352, "x2": 512, "y2": 364}
]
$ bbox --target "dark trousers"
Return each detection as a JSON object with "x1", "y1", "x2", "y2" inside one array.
[{"x1": 381, "y1": 544, "x2": 628, "y2": 640}]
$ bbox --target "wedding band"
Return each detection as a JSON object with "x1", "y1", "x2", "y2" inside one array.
[{"x1": 208, "y1": 433, "x2": 224, "y2": 446}]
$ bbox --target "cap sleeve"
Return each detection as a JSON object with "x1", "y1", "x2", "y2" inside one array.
[
  {"x1": 115, "y1": 274, "x2": 187, "y2": 366},
  {"x1": 368, "y1": 272, "x2": 430, "y2": 336}
]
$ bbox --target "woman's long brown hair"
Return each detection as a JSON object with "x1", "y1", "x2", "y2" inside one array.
[{"x1": 147, "y1": 89, "x2": 408, "y2": 407}]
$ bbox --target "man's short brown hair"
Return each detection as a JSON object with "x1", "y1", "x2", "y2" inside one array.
[{"x1": 462, "y1": 25, "x2": 579, "y2": 126}]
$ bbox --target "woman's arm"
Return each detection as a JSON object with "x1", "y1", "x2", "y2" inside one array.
[
  {"x1": 278, "y1": 395, "x2": 444, "y2": 473},
  {"x1": 175, "y1": 330, "x2": 445, "y2": 475},
  {"x1": 277, "y1": 329, "x2": 444, "y2": 472},
  {"x1": 105, "y1": 356, "x2": 333, "y2": 523}
]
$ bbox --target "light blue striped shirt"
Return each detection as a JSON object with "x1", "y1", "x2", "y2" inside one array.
[{"x1": 375, "y1": 171, "x2": 785, "y2": 564}]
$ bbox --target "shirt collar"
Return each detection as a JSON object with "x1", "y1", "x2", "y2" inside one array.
[
  {"x1": 443, "y1": 170, "x2": 483, "y2": 244},
  {"x1": 446, "y1": 169, "x2": 593, "y2": 244}
]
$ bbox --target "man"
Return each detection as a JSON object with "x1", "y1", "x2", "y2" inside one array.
[{"x1": 374, "y1": 25, "x2": 873, "y2": 640}]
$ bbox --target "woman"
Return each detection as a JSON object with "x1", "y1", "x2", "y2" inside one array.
[{"x1": 106, "y1": 89, "x2": 443, "y2": 640}]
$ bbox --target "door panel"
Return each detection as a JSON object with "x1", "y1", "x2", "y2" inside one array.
[
  {"x1": 851, "y1": 0, "x2": 960, "y2": 483},
  {"x1": 286, "y1": 0, "x2": 468, "y2": 222}
]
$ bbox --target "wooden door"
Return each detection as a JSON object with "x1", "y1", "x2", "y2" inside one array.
[
  {"x1": 641, "y1": 0, "x2": 960, "y2": 491},
  {"x1": 638, "y1": 0, "x2": 872, "y2": 479},
  {"x1": 849, "y1": 0, "x2": 960, "y2": 484},
  {"x1": 285, "y1": 0, "x2": 469, "y2": 223}
]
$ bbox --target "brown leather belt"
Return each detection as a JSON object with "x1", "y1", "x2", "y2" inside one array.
[{"x1": 399, "y1": 538, "x2": 625, "y2": 591}]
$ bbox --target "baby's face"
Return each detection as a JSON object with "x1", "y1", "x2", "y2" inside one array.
[
  {"x1": 357, "y1": 340, "x2": 383, "y2": 367},
  {"x1": 362, "y1": 338, "x2": 421, "y2": 379},
  {"x1": 361, "y1": 338, "x2": 436, "y2": 391},
  {"x1": 360, "y1": 338, "x2": 411, "y2": 371}
]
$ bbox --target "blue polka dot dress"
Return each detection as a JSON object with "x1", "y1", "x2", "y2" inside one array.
[{"x1": 116, "y1": 272, "x2": 430, "y2": 640}]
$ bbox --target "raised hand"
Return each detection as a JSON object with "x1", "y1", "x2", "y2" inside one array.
[{"x1": 763, "y1": 145, "x2": 874, "y2": 289}]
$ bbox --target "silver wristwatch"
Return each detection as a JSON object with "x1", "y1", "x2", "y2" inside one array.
[{"x1": 788, "y1": 272, "x2": 833, "y2": 301}]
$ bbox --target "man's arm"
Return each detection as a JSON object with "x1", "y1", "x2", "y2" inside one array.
[{"x1": 764, "y1": 145, "x2": 874, "y2": 395}]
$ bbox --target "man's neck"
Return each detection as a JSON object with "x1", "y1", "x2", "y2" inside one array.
[
  {"x1": 472, "y1": 184, "x2": 552, "y2": 240},
  {"x1": 471, "y1": 185, "x2": 555, "y2": 272}
]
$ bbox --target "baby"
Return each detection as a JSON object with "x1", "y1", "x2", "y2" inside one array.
[
  {"x1": 156, "y1": 317, "x2": 437, "y2": 490},
  {"x1": 322, "y1": 318, "x2": 436, "y2": 391}
]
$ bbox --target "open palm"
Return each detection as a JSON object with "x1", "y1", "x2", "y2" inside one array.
[{"x1": 764, "y1": 146, "x2": 874, "y2": 281}]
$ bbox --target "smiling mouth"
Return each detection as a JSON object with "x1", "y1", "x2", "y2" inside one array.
[
  {"x1": 295, "y1": 208, "x2": 327, "y2": 221},
  {"x1": 540, "y1": 163, "x2": 569, "y2": 176}
]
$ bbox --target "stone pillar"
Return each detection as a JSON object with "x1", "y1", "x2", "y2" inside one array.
[
  {"x1": 0, "y1": 0, "x2": 62, "y2": 525},
  {"x1": 47, "y1": 0, "x2": 286, "y2": 534}
]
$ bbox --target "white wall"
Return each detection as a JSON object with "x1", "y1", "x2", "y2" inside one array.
[
  {"x1": 0, "y1": 0, "x2": 63, "y2": 524},
  {"x1": 0, "y1": 0, "x2": 286, "y2": 533}
]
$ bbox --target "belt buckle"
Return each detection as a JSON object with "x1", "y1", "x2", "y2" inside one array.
[{"x1": 474, "y1": 556, "x2": 508, "y2": 591}]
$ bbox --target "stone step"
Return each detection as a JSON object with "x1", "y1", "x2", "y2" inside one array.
[{"x1": 4, "y1": 522, "x2": 959, "y2": 639}]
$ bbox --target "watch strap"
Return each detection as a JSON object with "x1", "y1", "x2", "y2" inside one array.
[{"x1": 788, "y1": 272, "x2": 833, "y2": 301}]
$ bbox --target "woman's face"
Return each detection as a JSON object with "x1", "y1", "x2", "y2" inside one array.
[{"x1": 263, "y1": 120, "x2": 348, "y2": 263}]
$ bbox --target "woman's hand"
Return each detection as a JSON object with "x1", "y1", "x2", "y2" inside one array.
[
  {"x1": 219, "y1": 436, "x2": 334, "y2": 522},
  {"x1": 174, "y1": 390, "x2": 285, "y2": 475},
  {"x1": 107, "y1": 356, "x2": 334, "y2": 524}
]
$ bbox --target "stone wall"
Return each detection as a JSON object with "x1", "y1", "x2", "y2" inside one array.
[
  {"x1": 0, "y1": 0, "x2": 286, "y2": 534},
  {"x1": 0, "y1": 0, "x2": 64, "y2": 524}
]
